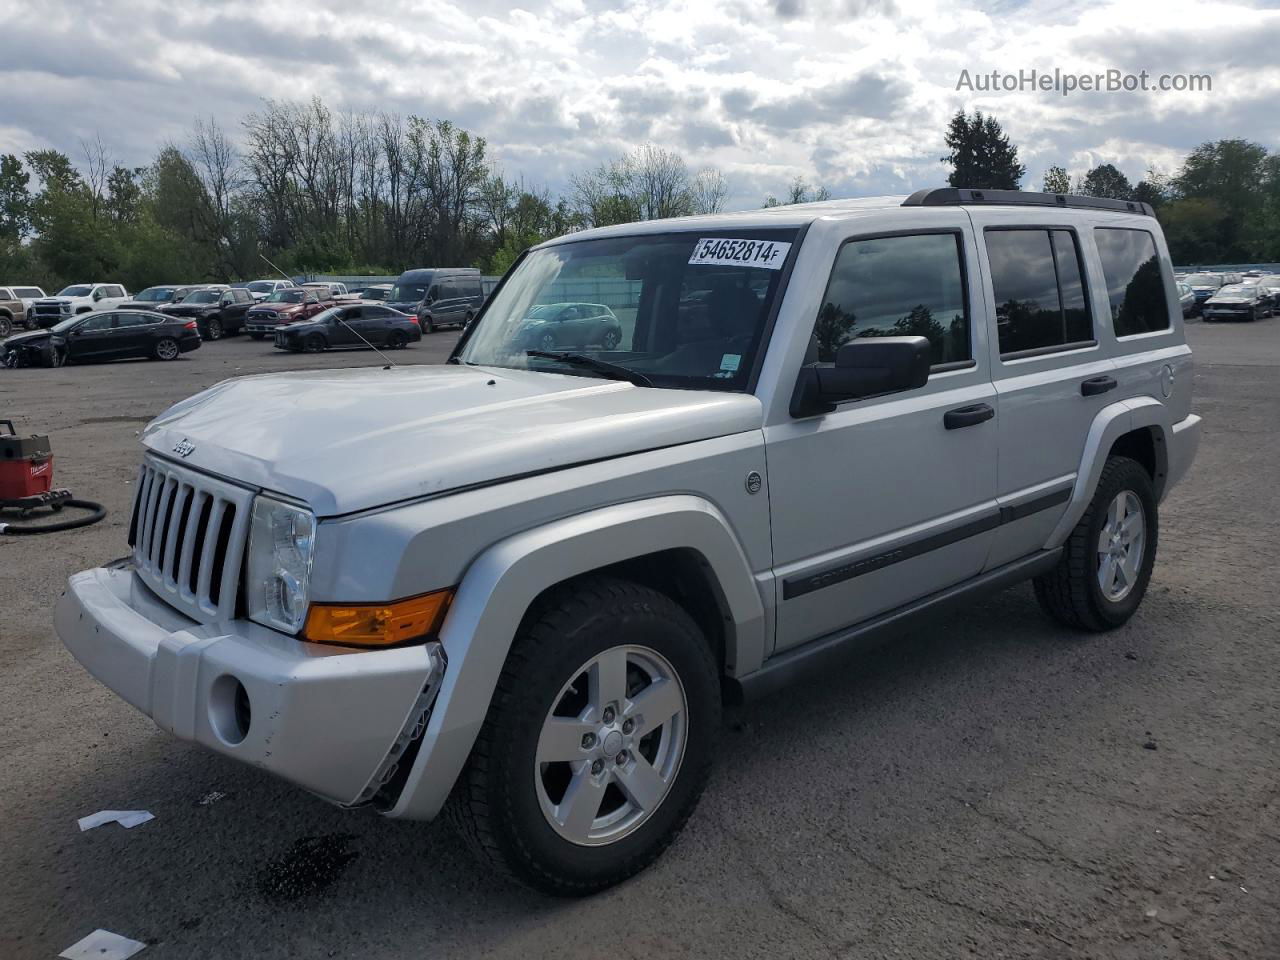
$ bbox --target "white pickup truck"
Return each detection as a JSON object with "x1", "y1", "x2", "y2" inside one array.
[
  {"x1": 57, "y1": 189, "x2": 1200, "y2": 895},
  {"x1": 29, "y1": 283, "x2": 130, "y2": 328}
]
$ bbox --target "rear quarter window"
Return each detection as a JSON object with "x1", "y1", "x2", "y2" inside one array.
[{"x1": 1093, "y1": 228, "x2": 1171, "y2": 337}]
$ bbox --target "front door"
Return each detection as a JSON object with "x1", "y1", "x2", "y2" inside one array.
[
  {"x1": 764, "y1": 219, "x2": 999, "y2": 651},
  {"x1": 68, "y1": 313, "x2": 117, "y2": 360}
]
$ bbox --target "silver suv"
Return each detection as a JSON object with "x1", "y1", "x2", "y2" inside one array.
[{"x1": 56, "y1": 189, "x2": 1200, "y2": 895}]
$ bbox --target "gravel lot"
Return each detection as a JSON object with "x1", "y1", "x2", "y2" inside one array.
[{"x1": 1, "y1": 321, "x2": 1277, "y2": 959}]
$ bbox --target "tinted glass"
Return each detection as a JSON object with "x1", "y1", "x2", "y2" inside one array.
[
  {"x1": 79, "y1": 314, "x2": 113, "y2": 331},
  {"x1": 815, "y1": 232, "x2": 969, "y2": 365},
  {"x1": 14, "y1": 287, "x2": 43, "y2": 298},
  {"x1": 390, "y1": 282, "x2": 428, "y2": 302},
  {"x1": 115, "y1": 313, "x2": 156, "y2": 328},
  {"x1": 0, "y1": 289, "x2": 11, "y2": 299},
  {"x1": 1094, "y1": 228, "x2": 1170, "y2": 337},
  {"x1": 987, "y1": 229, "x2": 1092, "y2": 355}
]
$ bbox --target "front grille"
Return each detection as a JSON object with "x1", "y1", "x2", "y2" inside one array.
[{"x1": 129, "y1": 456, "x2": 253, "y2": 622}]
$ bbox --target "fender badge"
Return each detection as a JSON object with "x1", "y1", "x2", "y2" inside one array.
[
  {"x1": 745, "y1": 471, "x2": 763, "y2": 495},
  {"x1": 173, "y1": 438, "x2": 196, "y2": 459}
]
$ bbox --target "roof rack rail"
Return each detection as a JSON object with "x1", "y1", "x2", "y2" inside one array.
[{"x1": 902, "y1": 188, "x2": 1154, "y2": 217}]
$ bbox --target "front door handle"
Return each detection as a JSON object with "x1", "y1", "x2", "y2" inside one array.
[
  {"x1": 944, "y1": 403, "x2": 995, "y2": 430},
  {"x1": 1081, "y1": 375, "x2": 1118, "y2": 397}
]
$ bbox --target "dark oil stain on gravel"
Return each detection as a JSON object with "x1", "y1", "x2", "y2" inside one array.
[
  {"x1": 255, "y1": 834, "x2": 360, "y2": 905},
  {"x1": 79, "y1": 415, "x2": 156, "y2": 424}
]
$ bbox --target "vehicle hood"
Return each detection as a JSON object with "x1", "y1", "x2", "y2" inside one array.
[
  {"x1": 4, "y1": 329, "x2": 51, "y2": 346},
  {"x1": 249, "y1": 303, "x2": 305, "y2": 314},
  {"x1": 141, "y1": 364, "x2": 763, "y2": 516}
]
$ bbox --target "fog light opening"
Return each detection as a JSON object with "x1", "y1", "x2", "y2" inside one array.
[{"x1": 210, "y1": 674, "x2": 251, "y2": 745}]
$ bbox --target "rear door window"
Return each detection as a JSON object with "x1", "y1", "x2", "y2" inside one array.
[
  {"x1": 814, "y1": 231, "x2": 971, "y2": 367},
  {"x1": 1094, "y1": 228, "x2": 1170, "y2": 337},
  {"x1": 986, "y1": 229, "x2": 1093, "y2": 357}
]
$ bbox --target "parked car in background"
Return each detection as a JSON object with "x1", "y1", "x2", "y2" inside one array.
[
  {"x1": 351, "y1": 283, "x2": 392, "y2": 302},
  {"x1": 3, "y1": 309, "x2": 200, "y2": 367},
  {"x1": 1183, "y1": 273, "x2": 1224, "y2": 312},
  {"x1": 418, "y1": 273, "x2": 485, "y2": 333},
  {"x1": 4, "y1": 285, "x2": 47, "y2": 328},
  {"x1": 272, "y1": 304, "x2": 421, "y2": 353},
  {"x1": 29, "y1": 283, "x2": 130, "y2": 328},
  {"x1": 160, "y1": 286, "x2": 255, "y2": 339},
  {"x1": 512, "y1": 302, "x2": 624, "y2": 351},
  {"x1": 243, "y1": 288, "x2": 333, "y2": 339},
  {"x1": 120, "y1": 285, "x2": 184, "y2": 312},
  {"x1": 1256, "y1": 275, "x2": 1280, "y2": 311},
  {"x1": 1203, "y1": 282, "x2": 1270, "y2": 321},
  {"x1": 0, "y1": 287, "x2": 27, "y2": 337},
  {"x1": 244, "y1": 279, "x2": 296, "y2": 301},
  {"x1": 303, "y1": 281, "x2": 349, "y2": 299},
  {"x1": 1176, "y1": 281, "x2": 1196, "y2": 317},
  {"x1": 386, "y1": 267, "x2": 480, "y2": 319}
]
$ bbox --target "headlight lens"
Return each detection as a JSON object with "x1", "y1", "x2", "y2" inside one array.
[{"x1": 246, "y1": 495, "x2": 316, "y2": 634}]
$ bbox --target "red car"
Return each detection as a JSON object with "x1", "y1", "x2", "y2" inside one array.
[{"x1": 243, "y1": 288, "x2": 333, "y2": 340}]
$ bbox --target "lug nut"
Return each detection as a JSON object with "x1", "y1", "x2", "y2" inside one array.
[
  {"x1": 602, "y1": 707, "x2": 616, "y2": 724},
  {"x1": 581, "y1": 733, "x2": 596, "y2": 749},
  {"x1": 591, "y1": 759, "x2": 604, "y2": 775},
  {"x1": 622, "y1": 719, "x2": 634, "y2": 735},
  {"x1": 615, "y1": 751, "x2": 628, "y2": 766}
]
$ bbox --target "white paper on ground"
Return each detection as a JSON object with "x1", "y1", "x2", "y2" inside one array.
[
  {"x1": 59, "y1": 929, "x2": 146, "y2": 960},
  {"x1": 77, "y1": 810, "x2": 155, "y2": 831}
]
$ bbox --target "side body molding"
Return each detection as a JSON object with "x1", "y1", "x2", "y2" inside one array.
[
  {"x1": 1045, "y1": 396, "x2": 1171, "y2": 549},
  {"x1": 384, "y1": 495, "x2": 765, "y2": 820}
]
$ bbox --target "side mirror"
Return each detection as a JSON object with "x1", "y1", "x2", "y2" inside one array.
[
  {"x1": 92, "y1": 290, "x2": 104, "y2": 300},
  {"x1": 790, "y1": 336, "x2": 931, "y2": 418}
]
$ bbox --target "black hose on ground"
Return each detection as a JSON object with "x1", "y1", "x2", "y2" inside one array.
[{"x1": 0, "y1": 499, "x2": 107, "y2": 535}]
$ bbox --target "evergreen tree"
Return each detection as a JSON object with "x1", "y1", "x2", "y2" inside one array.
[{"x1": 941, "y1": 111, "x2": 1025, "y2": 189}]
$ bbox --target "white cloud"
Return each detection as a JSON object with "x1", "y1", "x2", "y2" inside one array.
[{"x1": 1, "y1": 0, "x2": 1276, "y2": 207}]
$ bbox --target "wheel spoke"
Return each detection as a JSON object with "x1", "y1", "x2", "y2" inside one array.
[
  {"x1": 625, "y1": 677, "x2": 682, "y2": 732},
  {"x1": 537, "y1": 717, "x2": 594, "y2": 764},
  {"x1": 614, "y1": 755, "x2": 667, "y2": 812},
  {"x1": 555, "y1": 770, "x2": 607, "y2": 839},
  {"x1": 1121, "y1": 511, "x2": 1143, "y2": 540},
  {"x1": 1120, "y1": 548, "x2": 1141, "y2": 585},
  {"x1": 590, "y1": 647, "x2": 629, "y2": 713},
  {"x1": 1105, "y1": 496, "x2": 1121, "y2": 534},
  {"x1": 1099, "y1": 555, "x2": 1117, "y2": 593}
]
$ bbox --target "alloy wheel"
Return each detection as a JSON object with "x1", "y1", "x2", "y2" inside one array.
[
  {"x1": 534, "y1": 645, "x2": 688, "y2": 847},
  {"x1": 1097, "y1": 490, "x2": 1145, "y2": 602}
]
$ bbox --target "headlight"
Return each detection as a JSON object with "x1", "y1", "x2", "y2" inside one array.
[{"x1": 246, "y1": 495, "x2": 316, "y2": 634}]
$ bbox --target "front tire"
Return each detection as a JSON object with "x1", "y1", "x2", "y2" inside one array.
[
  {"x1": 303, "y1": 333, "x2": 326, "y2": 353},
  {"x1": 250, "y1": 332, "x2": 266, "y2": 341},
  {"x1": 1033, "y1": 455, "x2": 1158, "y2": 632},
  {"x1": 206, "y1": 317, "x2": 223, "y2": 340},
  {"x1": 0, "y1": 315, "x2": 11, "y2": 338},
  {"x1": 448, "y1": 576, "x2": 720, "y2": 896}
]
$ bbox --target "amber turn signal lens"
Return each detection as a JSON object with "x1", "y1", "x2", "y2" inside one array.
[{"x1": 304, "y1": 589, "x2": 453, "y2": 648}]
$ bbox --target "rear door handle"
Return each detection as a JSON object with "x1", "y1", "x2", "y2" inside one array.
[
  {"x1": 1081, "y1": 375, "x2": 1118, "y2": 397},
  {"x1": 944, "y1": 403, "x2": 995, "y2": 430}
]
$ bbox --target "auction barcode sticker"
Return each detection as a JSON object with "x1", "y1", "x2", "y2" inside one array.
[{"x1": 689, "y1": 238, "x2": 792, "y2": 270}]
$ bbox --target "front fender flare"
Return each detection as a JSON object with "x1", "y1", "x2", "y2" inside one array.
[
  {"x1": 1045, "y1": 396, "x2": 1171, "y2": 549},
  {"x1": 382, "y1": 494, "x2": 764, "y2": 820}
]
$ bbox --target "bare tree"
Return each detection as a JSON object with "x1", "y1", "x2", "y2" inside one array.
[
  {"x1": 690, "y1": 167, "x2": 728, "y2": 214},
  {"x1": 80, "y1": 134, "x2": 112, "y2": 221}
]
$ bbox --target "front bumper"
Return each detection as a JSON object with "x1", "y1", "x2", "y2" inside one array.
[
  {"x1": 56, "y1": 563, "x2": 446, "y2": 808},
  {"x1": 244, "y1": 321, "x2": 283, "y2": 333}
]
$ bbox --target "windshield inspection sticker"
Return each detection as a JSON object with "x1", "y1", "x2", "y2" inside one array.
[
  {"x1": 719, "y1": 354, "x2": 742, "y2": 372},
  {"x1": 689, "y1": 238, "x2": 792, "y2": 270}
]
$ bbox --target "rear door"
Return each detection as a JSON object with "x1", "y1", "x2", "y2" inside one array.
[
  {"x1": 765, "y1": 217, "x2": 1000, "y2": 650},
  {"x1": 968, "y1": 211, "x2": 1115, "y2": 569}
]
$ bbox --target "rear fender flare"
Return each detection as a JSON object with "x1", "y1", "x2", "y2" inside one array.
[
  {"x1": 383, "y1": 494, "x2": 764, "y2": 820},
  {"x1": 1045, "y1": 397, "x2": 1170, "y2": 548}
]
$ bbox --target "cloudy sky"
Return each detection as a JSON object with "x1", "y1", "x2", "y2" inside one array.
[{"x1": 2, "y1": 0, "x2": 1278, "y2": 208}]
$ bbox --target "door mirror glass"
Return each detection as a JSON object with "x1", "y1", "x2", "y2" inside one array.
[{"x1": 791, "y1": 336, "x2": 931, "y2": 417}]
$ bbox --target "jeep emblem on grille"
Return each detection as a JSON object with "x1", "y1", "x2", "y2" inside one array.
[{"x1": 173, "y1": 438, "x2": 196, "y2": 459}]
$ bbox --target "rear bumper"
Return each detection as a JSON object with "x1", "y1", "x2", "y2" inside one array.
[
  {"x1": 56, "y1": 563, "x2": 445, "y2": 808},
  {"x1": 1165, "y1": 413, "x2": 1201, "y2": 499}
]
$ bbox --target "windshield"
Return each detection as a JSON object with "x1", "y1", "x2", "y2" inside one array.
[
  {"x1": 58, "y1": 285, "x2": 92, "y2": 297},
  {"x1": 50, "y1": 316, "x2": 84, "y2": 334},
  {"x1": 1215, "y1": 284, "x2": 1253, "y2": 297},
  {"x1": 390, "y1": 283, "x2": 428, "y2": 303},
  {"x1": 136, "y1": 287, "x2": 174, "y2": 302},
  {"x1": 459, "y1": 230, "x2": 798, "y2": 391},
  {"x1": 362, "y1": 286, "x2": 389, "y2": 300},
  {"x1": 1184, "y1": 274, "x2": 1219, "y2": 286},
  {"x1": 14, "y1": 287, "x2": 43, "y2": 298},
  {"x1": 184, "y1": 290, "x2": 221, "y2": 304},
  {"x1": 246, "y1": 281, "x2": 277, "y2": 293},
  {"x1": 264, "y1": 290, "x2": 305, "y2": 304}
]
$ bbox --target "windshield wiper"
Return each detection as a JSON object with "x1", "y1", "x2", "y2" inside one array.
[{"x1": 525, "y1": 350, "x2": 654, "y2": 387}]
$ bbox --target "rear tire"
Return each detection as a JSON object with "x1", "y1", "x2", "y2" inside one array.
[
  {"x1": 447, "y1": 576, "x2": 720, "y2": 896},
  {"x1": 387, "y1": 330, "x2": 408, "y2": 349},
  {"x1": 1033, "y1": 456, "x2": 1158, "y2": 632},
  {"x1": 153, "y1": 338, "x2": 179, "y2": 361},
  {"x1": 422, "y1": 315, "x2": 435, "y2": 334}
]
